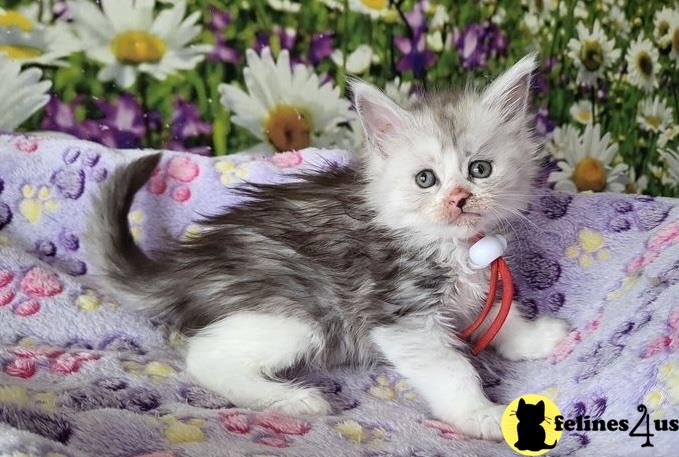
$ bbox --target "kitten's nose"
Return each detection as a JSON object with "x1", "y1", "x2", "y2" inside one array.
[{"x1": 448, "y1": 188, "x2": 472, "y2": 209}]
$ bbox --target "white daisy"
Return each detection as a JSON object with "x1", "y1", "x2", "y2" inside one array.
[
  {"x1": 660, "y1": 147, "x2": 679, "y2": 186},
  {"x1": 548, "y1": 123, "x2": 628, "y2": 193},
  {"x1": 218, "y1": 48, "x2": 355, "y2": 153},
  {"x1": 523, "y1": 0, "x2": 558, "y2": 22},
  {"x1": 567, "y1": 20, "x2": 621, "y2": 84},
  {"x1": 0, "y1": 56, "x2": 51, "y2": 131},
  {"x1": 668, "y1": 11, "x2": 679, "y2": 64},
  {"x1": 546, "y1": 123, "x2": 580, "y2": 159},
  {"x1": 267, "y1": 0, "x2": 301, "y2": 13},
  {"x1": 348, "y1": 0, "x2": 397, "y2": 21},
  {"x1": 626, "y1": 166, "x2": 648, "y2": 194},
  {"x1": 653, "y1": 6, "x2": 679, "y2": 49},
  {"x1": 569, "y1": 100, "x2": 594, "y2": 124},
  {"x1": 608, "y1": 5, "x2": 630, "y2": 34},
  {"x1": 0, "y1": 6, "x2": 80, "y2": 65},
  {"x1": 331, "y1": 44, "x2": 375, "y2": 74},
  {"x1": 625, "y1": 34, "x2": 659, "y2": 92},
  {"x1": 637, "y1": 96, "x2": 674, "y2": 133},
  {"x1": 69, "y1": 0, "x2": 212, "y2": 88},
  {"x1": 659, "y1": 125, "x2": 679, "y2": 148},
  {"x1": 429, "y1": 4, "x2": 450, "y2": 30},
  {"x1": 384, "y1": 77, "x2": 417, "y2": 108}
]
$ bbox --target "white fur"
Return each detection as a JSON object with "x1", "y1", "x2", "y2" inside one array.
[
  {"x1": 371, "y1": 315, "x2": 504, "y2": 441},
  {"x1": 186, "y1": 313, "x2": 331, "y2": 415}
]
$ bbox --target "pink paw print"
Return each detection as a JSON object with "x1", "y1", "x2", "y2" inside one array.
[
  {"x1": 4, "y1": 346, "x2": 100, "y2": 379},
  {"x1": 643, "y1": 307, "x2": 679, "y2": 358},
  {"x1": 422, "y1": 419, "x2": 467, "y2": 440},
  {"x1": 548, "y1": 312, "x2": 601, "y2": 363},
  {"x1": 147, "y1": 155, "x2": 200, "y2": 203},
  {"x1": 13, "y1": 135, "x2": 40, "y2": 154},
  {"x1": 270, "y1": 150, "x2": 303, "y2": 168},
  {"x1": 0, "y1": 266, "x2": 63, "y2": 317},
  {"x1": 220, "y1": 409, "x2": 311, "y2": 448}
]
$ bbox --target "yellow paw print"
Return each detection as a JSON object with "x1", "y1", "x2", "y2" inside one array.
[
  {"x1": 123, "y1": 360, "x2": 176, "y2": 383},
  {"x1": 0, "y1": 385, "x2": 57, "y2": 411},
  {"x1": 128, "y1": 210, "x2": 144, "y2": 241},
  {"x1": 0, "y1": 235, "x2": 9, "y2": 246},
  {"x1": 607, "y1": 272, "x2": 641, "y2": 301},
  {"x1": 215, "y1": 160, "x2": 249, "y2": 186},
  {"x1": 565, "y1": 228, "x2": 610, "y2": 268},
  {"x1": 19, "y1": 184, "x2": 58, "y2": 223},
  {"x1": 181, "y1": 223, "x2": 202, "y2": 240},
  {"x1": 161, "y1": 415, "x2": 205, "y2": 444},
  {"x1": 76, "y1": 289, "x2": 102, "y2": 312},
  {"x1": 334, "y1": 420, "x2": 388, "y2": 444},
  {"x1": 369, "y1": 374, "x2": 416, "y2": 401}
]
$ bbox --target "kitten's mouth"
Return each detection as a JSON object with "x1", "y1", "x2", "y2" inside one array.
[{"x1": 447, "y1": 210, "x2": 482, "y2": 225}]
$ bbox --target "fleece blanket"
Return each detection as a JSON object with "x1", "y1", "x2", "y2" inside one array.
[{"x1": 0, "y1": 133, "x2": 678, "y2": 457}]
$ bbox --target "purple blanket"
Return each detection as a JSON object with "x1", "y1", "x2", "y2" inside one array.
[{"x1": 1, "y1": 133, "x2": 678, "y2": 457}]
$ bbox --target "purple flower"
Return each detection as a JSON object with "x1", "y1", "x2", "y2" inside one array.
[
  {"x1": 394, "y1": 32, "x2": 437, "y2": 79},
  {"x1": 40, "y1": 95, "x2": 83, "y2": 137},
  {"x1": 76, "y1": 94, "x2": 148, "y2": 149},
  {"x1": 309, "y1": 32, "x2": 334, "y2": 65},
  {"x1": 454, "y1": 21, "x2": 509, "y2": 70},
  {"x1": 171, "y1": 98, "x2": 211, "y2": 141},
  {"x1": 209, "y1": 7, "x2": 231, "y2": 31},
  {"x1": 535, "y1": 106, "x2": 555, "y2": 138},
  {"x1": 254, "y1": 27, "x2": 300, "y2": 64},
  {"x1": 209, "y1": 37, "x2": 239, "y2": 64},
  {"x1": 405, "y1": 1, "x2": 427, "y2": 34}
]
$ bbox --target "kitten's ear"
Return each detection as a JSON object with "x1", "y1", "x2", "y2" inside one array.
[
  {"x1": 482, "y1": 53, "x2": 537, "y2": 122},
  {"x1": 519, "y1": 398, "x2": 526, "y2": 407},
  {"x1": 537, "y1": 400, "x2": 545, "y2": 412},
  {"x1": 351, "y1": 79, "x2": 413, "y2": 155}
]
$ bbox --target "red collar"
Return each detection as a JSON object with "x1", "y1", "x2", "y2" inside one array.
[{"x1": 458, "y1": 257, "x2": 514, "y2": 355}]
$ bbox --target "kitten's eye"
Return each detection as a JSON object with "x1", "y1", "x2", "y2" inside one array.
[
  {"x1": 415, "y1": 169, "x2": 437, "y2": 188},
  {"x1": 469, "y1": 160, "x2": 492, "y2": 179}
]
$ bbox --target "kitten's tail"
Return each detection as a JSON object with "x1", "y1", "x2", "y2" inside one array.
[{"x1": 85, "y1": 153, "x2": 165, "y2": 312}]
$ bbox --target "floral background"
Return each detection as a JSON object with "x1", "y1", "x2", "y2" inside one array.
[{"x1": 1, "y1": 0, "x2": 679, "y2": 196}]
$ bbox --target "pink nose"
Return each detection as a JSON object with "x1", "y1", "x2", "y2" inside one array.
[{"x1": 447, "y1": 188, "x2": 472, "y2": 209}]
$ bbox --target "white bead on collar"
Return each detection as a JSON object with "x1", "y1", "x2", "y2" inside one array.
[{"x1": 469, "y1": 234, "x2": 507, "y2": 269}]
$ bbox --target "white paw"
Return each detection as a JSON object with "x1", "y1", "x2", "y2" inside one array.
[
  {"x1": 266, "y1": 388, "x2": 332, "y2": 416},
  {"x1": 499, "y1": 316, "x2": 569, "y2": 361},
  {"x1": 445, "y1": 404, "x2": 505, "y2": 441}
]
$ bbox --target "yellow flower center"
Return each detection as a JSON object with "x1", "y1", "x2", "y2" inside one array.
[
  {"x1": 636, "y1": 51, "x2": 654, "y2": 77},
  {"x1": 580, "y1": 40, "x2": 604, "y2": 72},
  {"x1": 360, "y1": 0, "x2": 387, "y2": 10},
  {"x1": 264, "y1": 105, "x2": 311, "y2": 152},
  {"x1": 111, "y1": 31, "x2": 166, "y2": 64},
  {"x1": 573, "y1": 157, "x2": 606, "y2": 192},
  {"x1": 658, "y1": 20, "x2": 669, "y2": 37},
  {"x1": 643, "y1": 115, "x2": 662, "y2": 130},
  {"x1": 0, "y1": 44, "x2": 43, "y2": 59},
  {"x1": 578, "y1": 110, "x2": 592, "y2": 123},
  {"x1": 0, "y1": 10, "x2": 33, "y2": 31}
]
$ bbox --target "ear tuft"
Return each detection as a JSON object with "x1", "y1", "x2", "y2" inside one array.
[
  {"x1": 482, "y1": 53, "x2": 537, "y2": 122},
  {"x1": 350, "y1": 78, "x2": 412, "y2": 155}
]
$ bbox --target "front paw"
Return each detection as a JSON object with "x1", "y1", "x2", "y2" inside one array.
[
  {"x1": 498, "y1": 316, "x2": 569, "y2": 361},
  {"x1": 442, "y1": 404, "x2": 505, "y2": 441}
]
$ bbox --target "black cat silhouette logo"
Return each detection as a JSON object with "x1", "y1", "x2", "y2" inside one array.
[{"x1": 501, "y1": 394, "x2": 562, "y2": 455}]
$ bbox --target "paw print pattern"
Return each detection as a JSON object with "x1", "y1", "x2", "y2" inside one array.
[
  {"x1": 645, "y1": 362, "x2": 679, "y2": 420},
  {"x1": 3, "y1": 345, "x2": 100, "y2": 379},
  {"x1": 627, "y1": 219, "x2": 679, "y2": 274},
  {"x1": 548, "y1": 312, "x2": 602, "y2": 364},
  {"x1": 161, "y1": 415, "x2": 205, "y2": 444},
  {"x1": 368, "y1": 373, "x2": 417, "y2": 402},
  {"x1": 12, "y1": 135, "x2": 40, "y2": 153},
  {"x1": 539, "y1": 194, "x2": 572, "y2": 219},
  {"x1": 34, "y1": 231, "x2": 86, "y2": 276},
  {"x1": 608, "y1": 197, "x2": 671, "y2": 233},
  {"x1": 643, "y1": 306, "x2": 679, "y2": 359},
  {"x1": 51, "y1": 147, "x2": 108, "y2": 199},
  {"x1": 128, "y1": 210, "x2": 145, "y2": 241},
  {"x1": 122, "y1": 359, "x2": 176, "y2": 383},
  {"x1": 269, "y1": 150, "x2": 303, "y2": 168},
  {"x1": 61, "y1": 378, "x2": 160, "y2": 412},
  {"x1": 565, "y1": 228, "x2": 610, "y2": 268},
  {"x1": 332, "y1": 419, "x2": 392, "y2": 445},
  {"x1": 19, "y1": 184, "x2": 58, "y2": 223},
  {"x1": 0, "y1": 384, "x2": 58, "y2": 411},
  {"x1": 0, "y1": 267, "x2": 63, "y2": 316},
  {"x1": 178, "y1": 385, "x2": 232, "y2": 409},
  {"x1": 221, "y1": 410, "x2": 311, "y2": 448},
  {"x1": 148, "y1": 155, "x2": 200, "y2": 202},
  {"x1": 422, "y1": 419, "x2": 466, "y2": 441},
  {"x1": 215, "y1": 158, "x2": 250, "y2": 186},
  {"x1": 518, "y1": 252, "x2": 561, "y2": 290}
]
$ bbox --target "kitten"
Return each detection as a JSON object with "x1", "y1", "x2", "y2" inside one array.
[
  {"x1": 86, "y1": 55, "x2": 568, "y2": 441},
  {"x1": 514, "y1": 399, "x2": 557, "y2": 451}
]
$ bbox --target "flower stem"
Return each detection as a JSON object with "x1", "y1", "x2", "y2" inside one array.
[{"x1": 138, "y1": 74, "x2": 153, "y2": 148}]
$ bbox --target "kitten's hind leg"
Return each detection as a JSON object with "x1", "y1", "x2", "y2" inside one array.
[{"x1": 186, "y1": 312, "x2": 331, "y2": 416}]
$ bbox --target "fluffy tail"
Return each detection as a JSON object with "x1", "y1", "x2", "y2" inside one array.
[{"x1": 86, "y1": 153, "x2": 164, "y2": 309}]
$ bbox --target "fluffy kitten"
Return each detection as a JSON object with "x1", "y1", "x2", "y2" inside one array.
[{"x1": 87, "y1": 55, "x2": 568, "y2": 440}]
